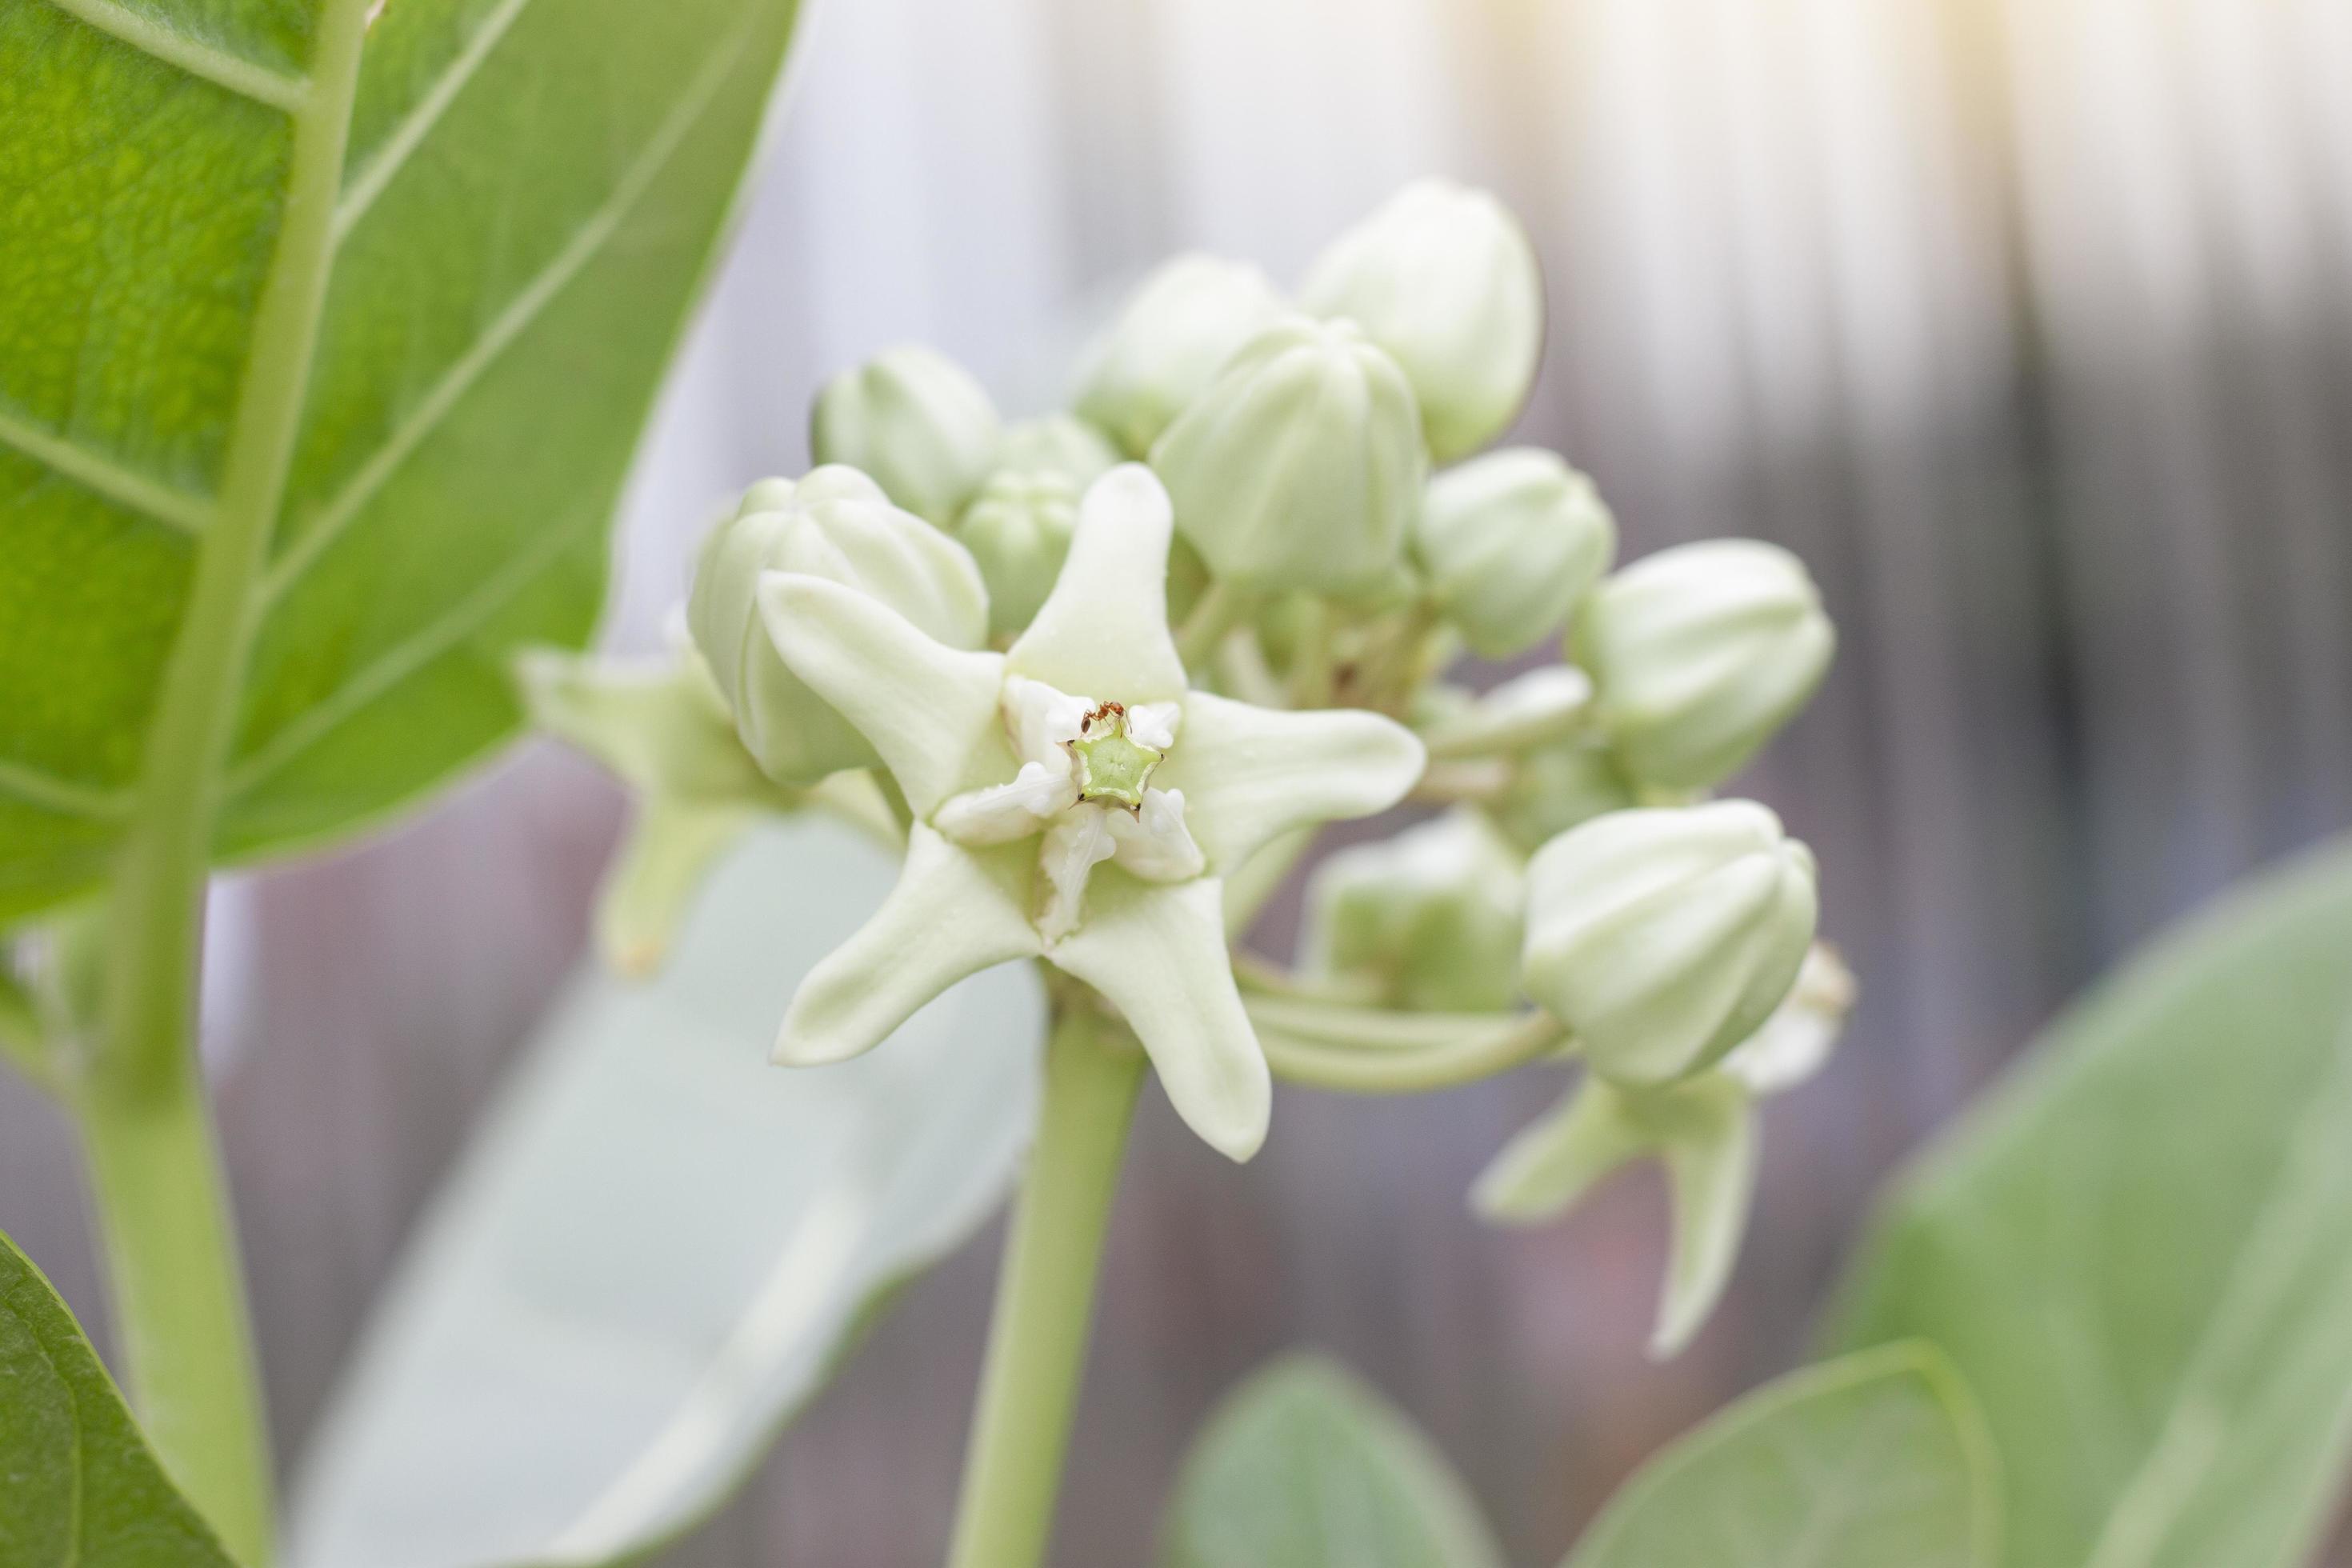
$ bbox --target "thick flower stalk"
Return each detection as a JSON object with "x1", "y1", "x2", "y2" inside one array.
[{"x1": 757, "y1": 462, "x2": 1424, "y2": 1159}]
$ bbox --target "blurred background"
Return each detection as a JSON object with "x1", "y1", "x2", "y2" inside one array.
[{"x1": 6, "y1": 0, "x2": 2352, "y2": 1561}]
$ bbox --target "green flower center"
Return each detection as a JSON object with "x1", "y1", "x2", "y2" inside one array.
[{"x1": 1070, "y1": 723, "x2": 1163, "y2": 809}]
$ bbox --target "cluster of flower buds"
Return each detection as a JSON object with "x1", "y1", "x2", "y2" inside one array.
[{"x1": 524, "y1": 177, "x2": 1849, "y2": 1353}]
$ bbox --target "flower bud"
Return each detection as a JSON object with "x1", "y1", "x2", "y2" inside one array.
[
  {"x1": 1574, "y1": 538, "x2": 1833, "y2": 790},
  {"x1": 1298, "y1": 178, "x2": 1543, "y2": 463},
  {"x1": 1073, "y1": 254, "x2": 1286, "y2": 455},
  {"x1": 1521, "y1": 800, "x2": 1817, "y2": 1084},
  {"x1": 689, "y1": 466, "x2": 988, "y2": 785},
  {"x1": 999, "y1": 414, "x2": 1121, "y2": 488},
  {"x1": 1150, "y1": 315, "x2": 1424, "y2": 598},
  {"x1": 1415, "y1": 450, "x2": 1615, "y2": 658},
  {"x1": 955, "y1": 469, "x2": 1081, "y2": 638},
  {"x1": 1302, "y1": 808, "x2": 1526, "y2": 1012},
  {"x1": 810, "y1": 346, "x2": 1002, "y2": 525}
]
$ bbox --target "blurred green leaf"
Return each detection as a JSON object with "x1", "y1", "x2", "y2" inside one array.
[
  {"x1": 1834, "y1": 836, "x2": 2352, "y2": 1568},
  {"x1": 0, "y1": 1227, "x2": 241, "y2": 1567},
  {"x1": 285, "y1": 818, "x2": 1045, "y2": 1567},
  {"x1": 1159, "y1": 1354, "x2": 1505, "y2": 1568},
  {"x1": 0, "y1": 0, "x2": 802, "y2": 923},
  {"x1": 1562, "y1": 1343, "x2": 1997, "y2": 1568}
]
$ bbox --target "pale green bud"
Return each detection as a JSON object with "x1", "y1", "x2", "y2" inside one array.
[
  {"x1": 1574, "y1": 538, "x2": 1834, "y2": 790},
  {"x1": 1301, "y1": 807, "x2": 1526, "y2": 1012},
  {"x1": 954, "y1": 469, "x2": 1080, "y2": 638},
  {"x1": 998, "y1": 414, "x2": 1121, "y2": 487},
  {"x1": 810, "y1": 346, "x2": 1002, "y2": 524},
  {"x1": 1299, "y1": 178, "x2": 1543, "y2": 463},
  {"x1": 1416, "y1": 450, "x2": 1614, "y2": 659},
  {"x1": 688, "y1": 466, "x2": 988, "y2": 786},
  {"x1": 1073, "y1": 254, "x2": 1287, "y2": 455},
  {"x1": 1150, "y1": 315, "x2": 1425, "y2": 598},
  {"x1": 1521, "y1": 799, "x2": 1818, "y2": 1084}
]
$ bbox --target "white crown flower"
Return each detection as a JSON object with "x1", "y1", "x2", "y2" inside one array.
[{"x1": 754, "y1": 463, "x2": 1426, "y2": 1159}]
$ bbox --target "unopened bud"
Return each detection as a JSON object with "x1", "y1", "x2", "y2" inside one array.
[
  {"x1": 955, "y1": 469, "x2": 1081, "y2": 638},
  {"x1": 1521, "y1": 800, "x2": 1818, "y2": 1084},
  {"x1": 810, "y1": 346, "x2": 1001, "y2": 525},
  {"x1": 1299, "y1": 178, "x2": 1543, "y2": 463},
  {"x1": 999, "y1": 414, "x2": 1121, "y2": 488},
  {"x1": 1074, "y1": 254, "x2": 1286, "y2": 455},
  {"x1": 689, "y1": 466, "x2": 988, "y2": 785},
  {"x1": 1302, "y1": 808, "x2": 1526, "y2": 1012},
  {"x1": 1574, "y1": 539, "x2": 1834, "y2": 790},
  {"x1": 1417, "y1": 450, "x2": 1614, "y2": 658},
  {"x1": 1151, "y1": 315, "x2": 1424, "y2": 598}
]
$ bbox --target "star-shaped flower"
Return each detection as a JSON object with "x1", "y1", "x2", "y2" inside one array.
[{"x1": 757, "y1": 463, "x2": 1426, "y2": 1159}]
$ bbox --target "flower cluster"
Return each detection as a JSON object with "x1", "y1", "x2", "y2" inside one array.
[{"x1": 526, "y1": 178, "x2": 1849, "y2": 1350}]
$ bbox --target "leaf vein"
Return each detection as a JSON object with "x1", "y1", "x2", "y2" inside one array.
[
  {"x1": 330, "y1": 0, "x2": 541, "y2": 241},
  {"x1": 0, "y1": 756, "x2": 133, "y2": 820},
  {"x1": 260, "y1": 26, "x2": 750, "y2": 606},
  {"x1": 0, "y1": 409, "x2": 212, "y2": 533},
  {"x1": 37, "y1": 0, "x2": 308, "y2": 113},
  {"x1": 226, "y1": 500, "x2": 601, "y2": 797}
]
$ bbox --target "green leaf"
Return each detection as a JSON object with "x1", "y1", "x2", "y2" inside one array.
[
  {"x1": 1833, "y1": 836, "x2": 2352, "y2": 1568},
  {"x1": 284, "y1": 817, "x2": 1045, "y2": 1567},
  {"x1": 1159, "y1": 1354, "x2": 1505, "y2": 1568},
  {"x1": 0, "y1": 0, "x2": 804, "y2": 924},
  {"x1": 0, "y1": 1226, "x2": 241, "y2": 1568},
  {"x1": 1563, "y1": 1344, "x2": 1999, "y2": 1568}
]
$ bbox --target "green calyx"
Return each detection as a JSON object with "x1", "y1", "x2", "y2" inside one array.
[{"x1": 1068, "y1": 717, "x2": 1163, "y2": 809}]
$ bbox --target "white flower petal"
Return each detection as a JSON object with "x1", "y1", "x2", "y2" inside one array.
[
  {"x1": 1038, "y1": 805, "x2": 1118, "y2": 942},
  {"x1": 1654, "y1": 1084, "x2": 1758, "y2": 1358},
  {"x1": 759, "y1": 574, "x2": 1010, "y2": 814},
  {"x1": 934, "y1": 758, "x2": 1080, "y2": 846},
  {"x1": 1002, "y1": 674, "x2": 1094, "y2": 766},
  {"x1": 1006, "y1": 464, "x2": 1186, "y2": 703},
  {"x1": 1470, "y1": 1079, "x2": 1649, "y2": 1223},
  {"x1": 1048, "y1": 874, "x2": 1270, "y2": 1162},
  {"x1": 774, "y1": 824, "x2": 1041, "y2": 1066},
  {"x1": 1126, "y1": 700, "x2": 1181, "y2": 750},
  {"x1": 1105, "y1": 787, "x2": 1205, "y2": 882},
  {"x1": 1158, "y1": 691, "x2": 1426, "y2": 874}
]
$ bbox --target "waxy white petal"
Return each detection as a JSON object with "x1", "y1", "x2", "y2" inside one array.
[
  {"x1": 774, "y1": 824, "x2": 1041, "y2": 1066},
  {"x1": 759, "y1": 574, "x2": 1010, "y2": 814},
  {"x1": 1654, "y1": 1087, "x2": 1756, "y2": 1358},
  {"x1": 1002, "y1": 674, "x2": 1093, "y2": 766},
  {"x1": 934, "y1": 758, "x2": 1081, "y2": 846},
  {"x1": 1049, "y1": 875, "x2": 1270, "y2": 1162},
  {"x1": 1006, "y1": 464, "x2": 1186, "y2": 703},
  {"x1": 1038, "y1": 806, "x2": 1118, "y2": 941},
  {"x1": 1126, "y1": 701, "x2": 1181, "y2": 751},
  {"x1": 1160, "y1": 691, "x2": 1426, "y2": 874},
  {"x1": 1105, "y1": 788, "x2": 1205, "y2": 882}
]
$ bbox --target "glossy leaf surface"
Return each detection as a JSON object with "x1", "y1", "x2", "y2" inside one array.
[
  {"x1": 1562, "y1": 1344, "x2": 1996, "y2": 1568},
  {"x1": 0, "y1": 1227, "x2": 241, "y2": 1568},
  {"x1": 0, "y1": 0, "x2": 802, "y2": 922},
  {"x1": 1837, "y1": 838, "x2": 2352, "y2": 1568},
  {"x1": 1159, "y1": 1354, "x2": 1505, "y2": 1568}
]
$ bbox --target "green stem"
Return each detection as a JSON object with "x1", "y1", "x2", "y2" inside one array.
[
  {"x1": 88, "y1": 2, "x2": 370, "y2": 1557},
  {"x1": 77, "y1": 1067, "x2": 273, "y2": 1561},
  {"x1": 947, "y1": 1002, "x2": 1146, "y2": 1568}
]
